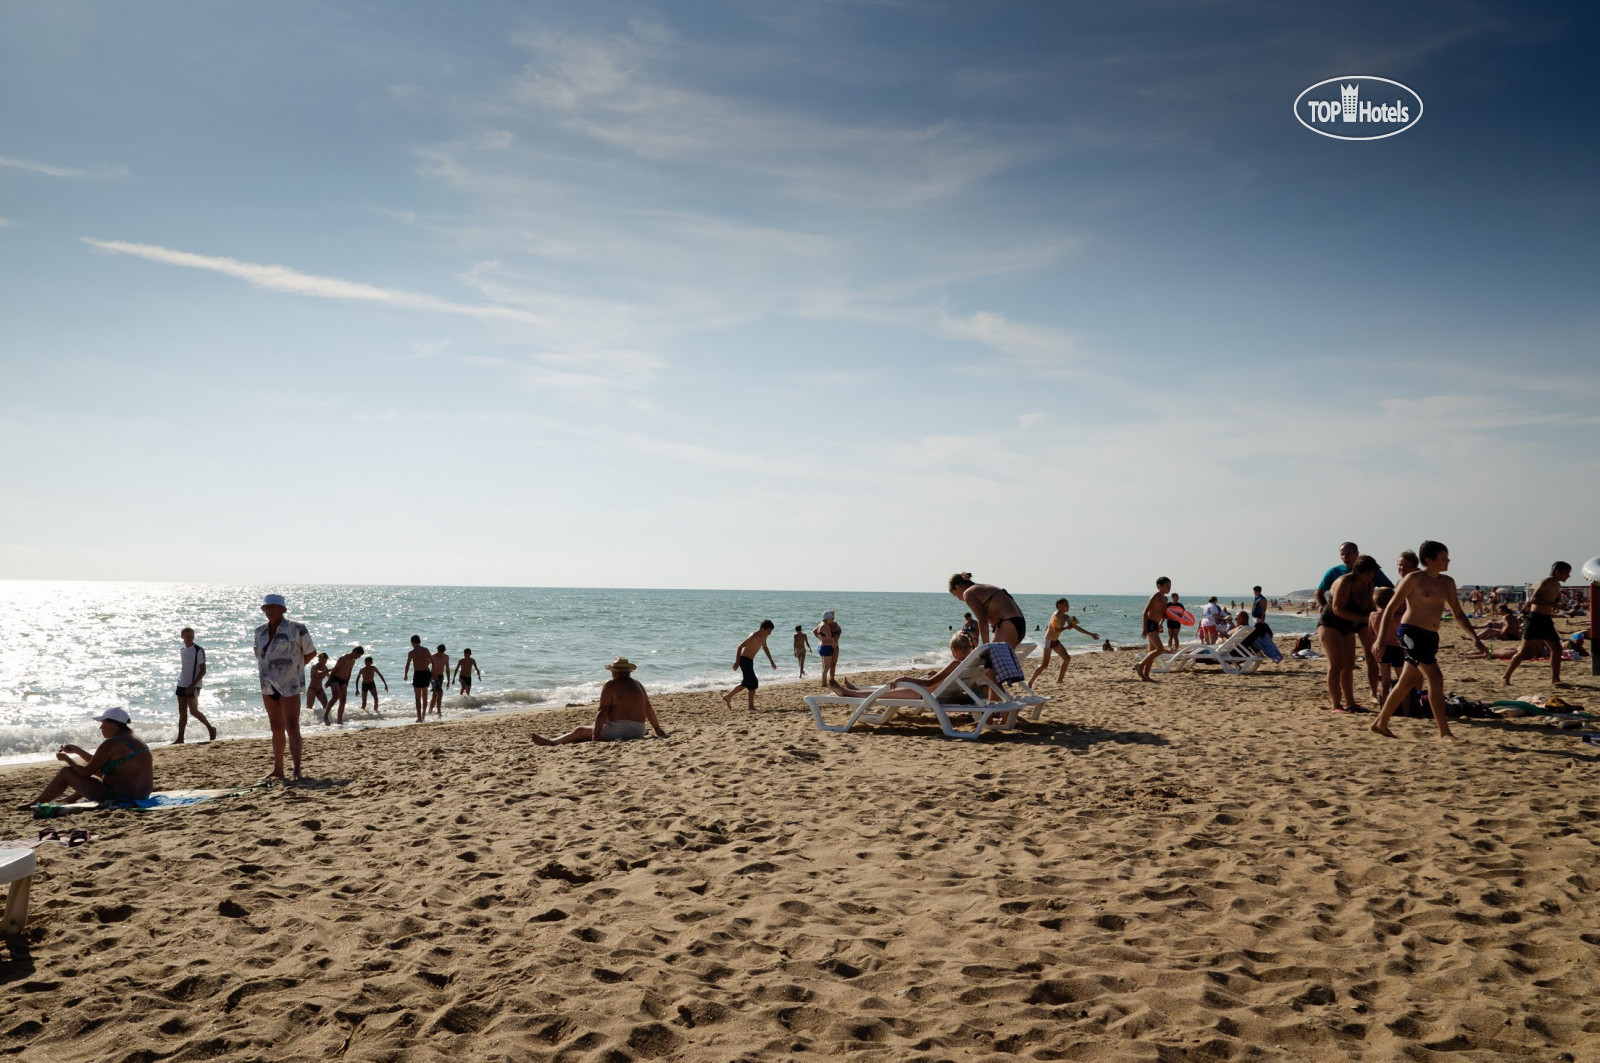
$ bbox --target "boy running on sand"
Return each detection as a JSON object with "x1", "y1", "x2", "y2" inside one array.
[
  {"x1": 793, "y1": 626, "x2": 810, "y2": 677},
  {"x1": 1502, "y1": 562, "x2": 1573, "y2": 687},
  {"x1": 722, "y1": 620, "x2": 777, "y2": 711},
  {"x1": 1030, "y1": 599, "x2": 1099, "y2": 684},
  {"x1": 454, "y1": 649, "x2": 482, "y2": 695},
  {"x1": 358, "y1": 657, "x2": 387, "y2": 716},
  {"x1": 1371, "y1": 541, "x2": 1487, "y2": 741},
  {"x1": 1135, "y1": 578, "x2": 1172, "y2": 682}
]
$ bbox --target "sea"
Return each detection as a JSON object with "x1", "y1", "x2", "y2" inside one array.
[{"x1": 0, "y1": 581, "x2": 1318, "y2": 763}]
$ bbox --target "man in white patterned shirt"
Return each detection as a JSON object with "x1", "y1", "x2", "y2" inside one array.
[{"x1": 254, "y1": 593, "x2": 317, "y2": 781}]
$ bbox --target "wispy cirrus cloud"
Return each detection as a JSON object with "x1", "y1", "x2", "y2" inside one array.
[
  {"x1": 1, "y1": 155, "x2": 128, "y2": 180},
  {"x1": 82, "y1": 238, "x2": 544, "y2": 325}
]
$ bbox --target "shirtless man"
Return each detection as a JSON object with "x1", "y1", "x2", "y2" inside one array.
[
  {"x1": 453, "y1": 648, "x2": 482, "y2": 694},
  {"x1": 812, "y1": 611, "x2": 841, "y2": 687},
  {"x1": 792, "y1": 626, "x2": 811, "y2": 677},
  {"x1": 429, "y1": 644, "x2": 450, "y2": 716},
  {"x1": 532, "y1": 657, "x2": 667, "y2": 744},
  {"x1": 403, "y1": 635, "x2": 433, "y2": 723},
  {"x1": 326, "y1": 645, "x2": 363, "y2": 724},
  {"x1": 358, "y1": 656, "x2": 387, "y2": 715},
  {"x1": 947, "y1": 573, "x2": 1025, "y2": 647},
  {"x1": 1134, "y1": 577, "x2": 1172, "y2": 682},
  {"x1": 721, "y1": 620, "x2": 777, "y2": 711},
  {"x1": 1370, "y1": 541, "x2": 1487, "y2": 741},
  {"x1": 1502, "y1": 562, "x2": 1572, "y2": 687}
]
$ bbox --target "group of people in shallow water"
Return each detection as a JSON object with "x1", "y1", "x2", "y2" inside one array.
[{"x1": 22, "y1": 549, "x2": 1585, "y2": 808}]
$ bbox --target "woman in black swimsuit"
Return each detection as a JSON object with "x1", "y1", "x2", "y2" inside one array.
[
  {"x1": 1318, "y1": 555, "x2": 1380, "y2": 714},
  {"x1": 948, "y1": 573, "x2": 1026, "y2": 647},
  {"x1": 24, "y1": 707, "x2": 153, "y2": 809}
]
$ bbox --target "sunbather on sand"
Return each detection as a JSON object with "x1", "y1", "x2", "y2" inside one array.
[
  {"x1": 532, "y1": 658, "x2": 667, "y2": 745},
  {"x1": 24, "y1": 707, "x2": 153, "y2": 809},
  {"x1": 1371, "y1": 540, "x2": 1487, "y2": 741},
  {"x1": 948, "y1": 573, "x2": 1026, "y2": 647},
  {"x1": 828, "y1": 633, "x2": 985, "y2": 703}
]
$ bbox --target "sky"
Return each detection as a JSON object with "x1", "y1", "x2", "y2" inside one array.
[{"x1": 1, "y1": 0, "x2": 1596, "y2": 594}]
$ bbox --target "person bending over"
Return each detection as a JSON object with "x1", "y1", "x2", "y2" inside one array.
[
  {"x1": 26, "y1": 707, "x2": 152, "y2": 809},
  {"x1": 948, "y1": 573, "x2": 1026, "y2": 647},
  {"x1": 533, "y1": 658, "x2": 667, "y2": 744},
  {"x1": 721, "y1": 621, "x2": 777, "y2": 711}
]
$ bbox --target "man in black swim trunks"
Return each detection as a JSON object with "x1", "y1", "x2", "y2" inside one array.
[
  {"x1": 403, "y1": 635, "x2": 433, "y2": 723},
  {"x1": 721, "y1": 620, "x2": 777, "y2": 711},
  {"x1": 1502, "y1": 562, "x2": 1572, "y2": 687},
  {"x1": 1371, "y1": 541, "x2": 1487, "y2": 741},
  {"x1": 357, "y1": 656, "x2": 387, "y2": 715},
  {"x1": 453, "y1": 648, "x2": 481, "y2": 695},
  {"x1": 1135, "y1": 577, "x2": 1172, "y2": 682},
  {"x1": 1165, "y1": 593, "x2": 1184, "y2": 652},
  {"x1": 326, "y1": 645, "x2": 363, "y2": 725}
]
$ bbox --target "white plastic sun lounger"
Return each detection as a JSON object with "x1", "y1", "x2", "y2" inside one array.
[
  {"x1": 804, "y1": 641, "x2": 1049, "y2": 739},
  {"x1": 1153, "y1": 627, "x2": 1266, "y2": 675},
  {"x1": 1, "y1": 847, "x2": 36, "y2": 935}
]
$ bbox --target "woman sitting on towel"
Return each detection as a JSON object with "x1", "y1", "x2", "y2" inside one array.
[
  {"x1": 25, "y1": 707, "x2": 153, "y2": 809},
  {"x1": 828, "y1": 633, "x2": 993, "y2": 703}
]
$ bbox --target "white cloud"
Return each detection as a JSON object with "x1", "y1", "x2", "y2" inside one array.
[
  {"x1": 82, "y1": 238, "x2": 546, "y2": 326},
  {"x1": 0, "y1": 155, "x2": 127, "y2": 180}
]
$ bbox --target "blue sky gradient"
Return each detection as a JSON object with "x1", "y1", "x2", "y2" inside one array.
[{"x1": 2, "y1": 1, "x2": 1596, "y2": 592}]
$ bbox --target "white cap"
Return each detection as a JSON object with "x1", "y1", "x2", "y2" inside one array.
[
  {"x1": 262, "y1": 593, "x2": 287, "y2": 608},
  {"x1": 93, "y1": 707, "x2": 131, "y2": 725},
  {"x1": 823, "y1": 610, "x2": 835, "y2": 620}
]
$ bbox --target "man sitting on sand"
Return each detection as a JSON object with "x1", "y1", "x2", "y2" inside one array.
[
  {"x1": 1371, "y1": 540, "x2": 1487, "y2": 742},
  {"x1": 722, "y1": 621, "x2": 777, "y2": 710},
  {"x1": 532, "y1": 657, "x2": 667, "y2": 745}
]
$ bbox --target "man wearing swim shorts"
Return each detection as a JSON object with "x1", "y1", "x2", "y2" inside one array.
[
  {"x1": 403, "y1": 635, "x2": 433, "y2": 723},
  {"x1": 813, "y1": 611, "x2": 841, "y2": 688},
  {"x1": 429, "y1": 644, "x2": 450, "y2": 717},
  {"x1": 532, "y1": 657, "x2": 668, "y2": 745},
  {"x1": 1135, "y1": 578, "x2": 1172, "y2": 682},
  {"x1": 722, "y1": 620, "x2": 777, "y2": 711},
  {"x1": 326, "y1": 645, "x2": 362, "y2": 725},
  {"x1": 357, "y1": 656, "x2": 387, "y2": 715},
  {"x1": 454, "y1": 648, "x2": 481, "y2": 695},
  {"x1": 1502, "y1": 562, "x2": 1572, "y2": 687},
  {"x1": 1371, "y1": 541, "x2": 1486, "y2": 741}
]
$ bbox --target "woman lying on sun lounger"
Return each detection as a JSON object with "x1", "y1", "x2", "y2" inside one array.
[
  {"x1": 828, "y1": 633, "x2": 990, "y2": 703},
  {"x1": 24, "y1": 707, "x2": 153, "y2": 809}
]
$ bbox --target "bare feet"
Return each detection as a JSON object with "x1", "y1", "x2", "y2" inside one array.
[
  {"x1": 259, "y1": 772, "x2": 286, "y2": 784},
  {"x1": 721, "y1": 691, "x2": 734, "y2": 708},
  {"x1": 206, "y1": 724, "x2": 217, "y2": 741},
  {"x1": 1369, "y1": 722, "x2": 1396, "y2": 737},
  {"x1": 172, "y1": 738, "x2": 185, "y2": 745},
  {"x1": 531, "y1": 733, "x2": 554, "y2": 745},
  {"x1": 291, "y1": 769, "x2": 304, "y2": 781},
  {"x1": 1438, "y1": 732, "x2": 1460, "y2": 742}
]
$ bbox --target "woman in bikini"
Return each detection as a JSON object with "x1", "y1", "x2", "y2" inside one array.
[
  {"x1": 947, "y1": 573, "x2": 1026, "y2": 647},
  {"x1": 1318, "y1": 554, "x2": 1380, "y2": 713},
  {"x1": 24, "y1": 707, "x2": 153, "y2": 809}
]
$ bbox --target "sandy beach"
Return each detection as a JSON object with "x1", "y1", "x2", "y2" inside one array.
[{"x1": 4, "y1": 629, "x2": 1598, "y2": 1062}]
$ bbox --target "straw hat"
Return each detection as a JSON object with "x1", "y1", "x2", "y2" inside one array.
[{"x1": 606, "y1": 657, "x2": 637, "y2": 673}]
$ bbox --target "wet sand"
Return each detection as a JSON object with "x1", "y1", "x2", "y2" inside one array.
[{"x1": 4, "y1": 627, "x2": 1599, "y2": 1061}]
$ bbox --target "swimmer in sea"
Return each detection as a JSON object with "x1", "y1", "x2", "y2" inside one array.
[
  {"x1": 1029, "y1": 599, "x2": 1100, "y2": 684},
  {"x1": 404, "y1": 635, "x2": 432, "y2": 723},
  {"x1": 429, "y1": 644, "x2": 450, "y2": 717},
  {"x1": 357, "y1": 656, "x2": 387, "y2": 715},
  {"x1": 453, "y1": 648, "x2": 481, "y2": 695},
  {"x1": 1370, "y1": 540, "x2": 1487, "y2": 741}
]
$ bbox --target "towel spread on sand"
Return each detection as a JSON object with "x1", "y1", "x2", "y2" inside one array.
[{"x1": 33, "y1": 786, "x2": 264, "y2": 819}]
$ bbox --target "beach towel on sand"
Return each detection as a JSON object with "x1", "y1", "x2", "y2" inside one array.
[{"x1": 33, "y1": 787, "x2": 263, "y2": 820}]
